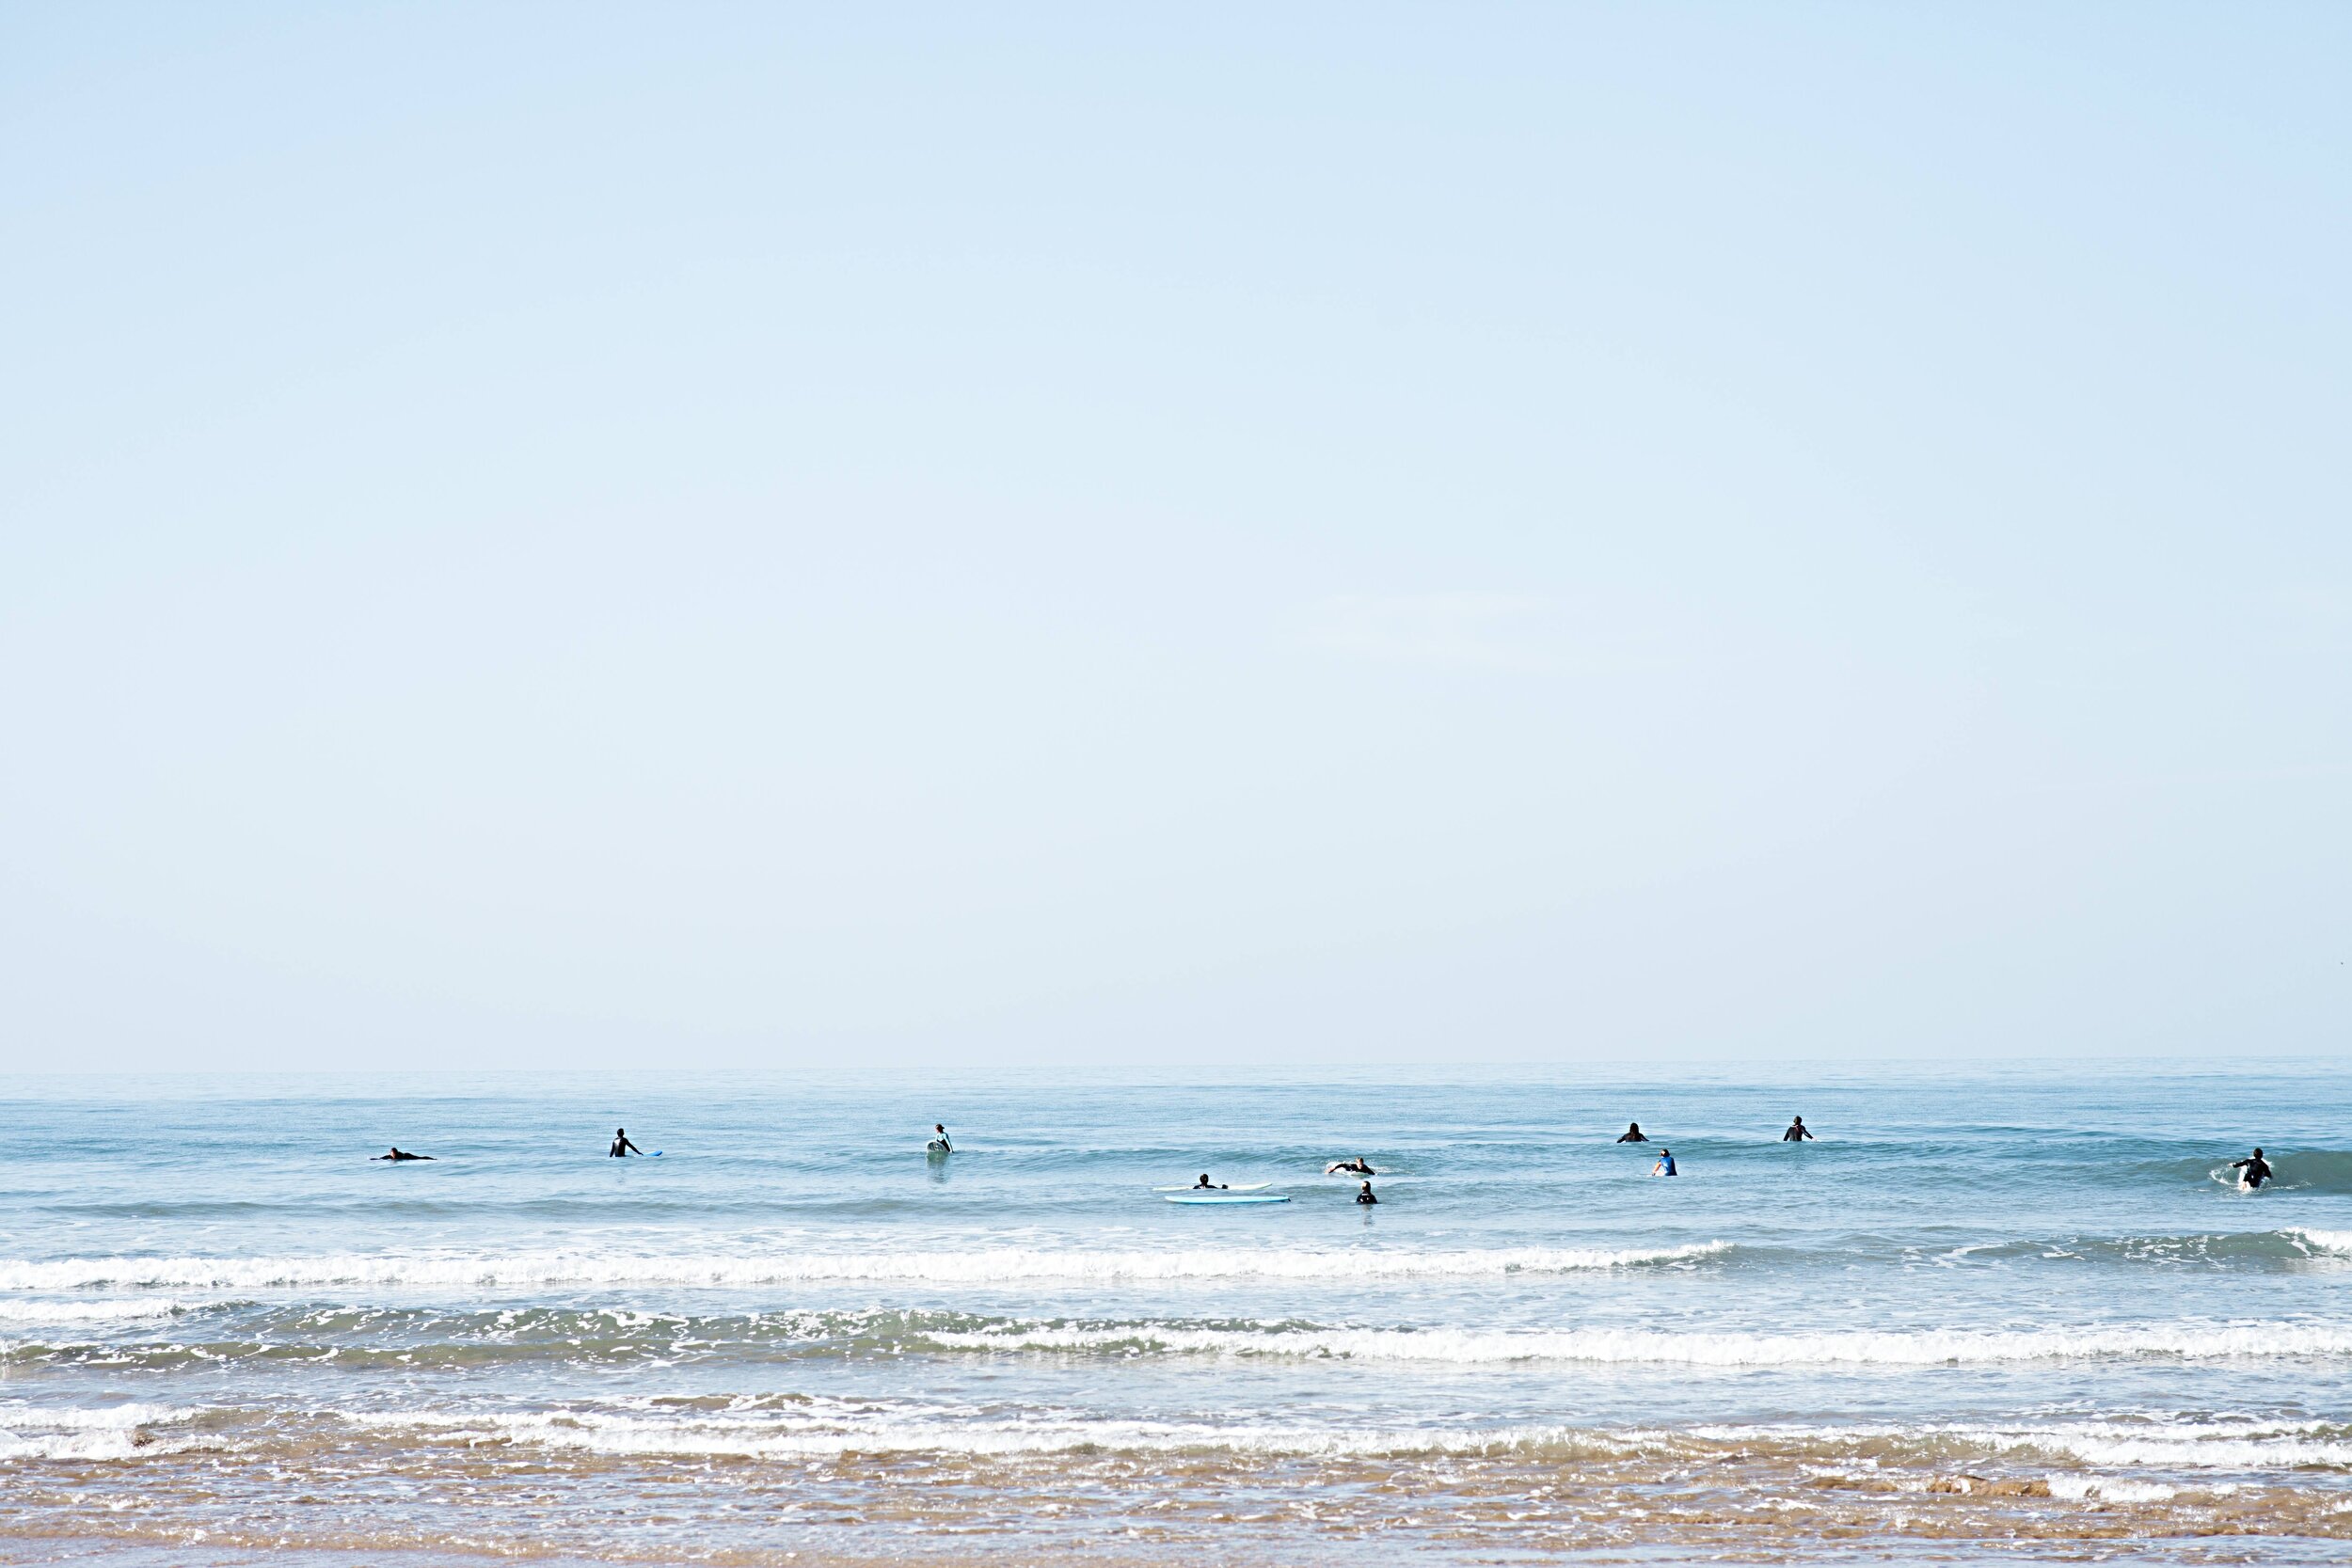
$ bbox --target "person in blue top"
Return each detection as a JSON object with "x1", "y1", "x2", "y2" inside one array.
[{"x1": 1650, "y1": 1148, "x2": 1677, "y2": 1177}]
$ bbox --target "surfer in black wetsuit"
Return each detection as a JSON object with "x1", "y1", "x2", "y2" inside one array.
[
  {"x1": 1356, "y1": 1180, "x2": 1378, "y2": 1205},
  {"x1": 1782, "y1": 1117, "x2": 1814, "y2": 1142},
  {"x1": 1326, "y1": 1157, "x2": 1375, "y2": 1176},
  {"x1": 1617, "y1": 1123, "x2": 1647, "y2": 1143},
  {"x1": 609, "y1": 1128, "x2": 643, "y2": 1158},
  {"x1": 373, "y1": 1148, "x2": 433, "y2": 1162},
  {"x1": 930, "y1": 1124, "x2": 951, "y2": 1152},
  {"x1": 1194, "y1": 1173, "x2": 1227, "y2": 1189},
  {"x1": 2233, "y1": 1148, "x2": 2274, "y2": 1190}
]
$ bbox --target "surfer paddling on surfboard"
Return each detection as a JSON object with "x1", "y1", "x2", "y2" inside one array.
[
  {"x1": 1326, "y1": 1157, "x2": 1375, "y2": 1176},
  {"x1": 373, "y1": 1148, "x2": 433, "y2": 1162},
  {"x1": 2233, "y1": 1148, "x2": 2274, "y2": 1190}
]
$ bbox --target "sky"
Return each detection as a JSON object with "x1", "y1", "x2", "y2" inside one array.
[{"x1": 3, "y1": 3, "x2": 2347, "y2": 1073}]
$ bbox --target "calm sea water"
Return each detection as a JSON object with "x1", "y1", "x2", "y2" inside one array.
[{"x1": 2, "y1": 1063, "x2": 2349, "y2": 1565}]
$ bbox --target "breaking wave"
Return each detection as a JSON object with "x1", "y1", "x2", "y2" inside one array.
[
  {"x1": 928, "y1": 1318, "x2": 2352, "y2": 1367},
  {"x1": 0, "y1": 1242, "x2": 1729, "y2": 1291}
]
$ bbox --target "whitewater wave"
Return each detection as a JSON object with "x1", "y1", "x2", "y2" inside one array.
[
  {"x1": 0, "y1": 1242, "x2": 1729, "y2": 1291},
  {"x1": 337, "y1": 1405, "x2": 1724, "y2": 1464},
  {"x1": 10, "y1": 1297, "x2": 2349, "y2": 1375},
  {"x1": 0, "y1": 1402, "x2": 209, "y2": 1462},
  {"x1": 348, "y1": 1405, "x2": 1515, "y2": 1462},
  {"x1": 1919, "y1": 1227, "x2": 2352, "y2": 1270},
  {"x1": 2003, "y1": 1422, "x2": 2352, "y2": 1471},
  {"x1": 0, "y1": 1297, "x2": 194, "y2": 1325},
  {"x1": 336, "y1": 1402, "x2": 2352, "y2": 1473},
  {"x1": 1690, "y1": 1418, "x2": 2352, "y2": 1473},
  {"x1": 924, "y1": 1319, "x2": 2352, "y2": 1367},
  {"x1": 21, "y1": 1396, "x2": 2351, "y2": 1480},
  {"x1": 2182, "y1": 1150, "x2": 2352, "y2": 1195}
]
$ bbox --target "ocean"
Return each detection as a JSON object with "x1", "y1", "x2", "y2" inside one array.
[{"x1": 1, "y1": 1062, "x2": 2348, "y2": 1565}]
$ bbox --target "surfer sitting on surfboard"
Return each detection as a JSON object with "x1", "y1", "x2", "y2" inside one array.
[
  {"x1": 1651, "y1": 1148, "x2": 1677, "y2": 1177},
  {"x1": 373, "y1": 1148, "x2": 433, "y2": 1162},
  {"x1": 1326, "y1": 1157, "x2": 1375, "y2": 1176},
  {"x1": 2233, "y1": 1148, "x2": 2274, "y2": 1190},
  {"x1": 1617, "y1": 1123, "x2": 1648, "y2": 1143}
]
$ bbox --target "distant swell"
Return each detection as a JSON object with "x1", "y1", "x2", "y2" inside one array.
[{"x1": 0, "y1": 1242, "x2": 1729, "y2": 1291}]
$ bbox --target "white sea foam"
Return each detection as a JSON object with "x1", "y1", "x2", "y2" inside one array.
[
  {"x1": 926, "y1": 1320, "x2": 2352, "y2": 1367},
  {"x1": 342, "y1": 1405, "x2": 1665, "y2": 1463},
  {"x1": 0, "y1": 1402, "x2": 196, "y2": 1430},
  {"x1": 339, "y1": 1403, "x2": 2350, "y2": 1478},
  {"x1": 0, "y1": 1430, "x2": 188, "y2": 1461},
  {"x1": 0, "y1": 1242, "x2": 1728, "y2": 1291},
  {"x1": 0, "y1": 1402, "x2": 207, "y2": 1462},
  {"x1": 0, "y1": 1297, "x2": 192, "y2": 1326},
  {"x1": 2000, "y1": 1425, "x2": 2352, "y2": 1470},
  {"x1": 14, "y1": 1396, "x2": 2336, "y2": 1484},
  {"x1": 1692, "y1": 1418, "x2": 2352, "y2": 1472},
  {"x1": 2292, "y1": 1227, "x2": 2352, "y2": 1257},
  {"x1": 2044, "y1": 1474, "x2": 2178, "y2": 1502}
]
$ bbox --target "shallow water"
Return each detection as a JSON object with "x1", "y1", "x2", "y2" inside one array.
[{"x1": 2, "y1": 1063, "x2": 2349, "y2": 1564}]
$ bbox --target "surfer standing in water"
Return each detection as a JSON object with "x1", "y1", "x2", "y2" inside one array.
[
  {"x1": 929, "y1": 1124, "x2": 951, "y2": 1152},
  {"x1": 2233, "y1": 1148, "x2": 2274, "y2": 1190},
  {"x1": 609, "y1": 1128, "x2": 643, "y2": 1158},
  {"x1": 1617, "y1": 1123, "x2": 1648, "y2": 1143},
  {"x1": 1782, "y1": 1117, "x2": 1814, "y2": 1142},
  {"x1": 1194, "y1": 1173, "x2": 1227, "y2": 1189},
  {"x1": 1356, "y1": 1180, "x2": 1378, "y2": 1205}
]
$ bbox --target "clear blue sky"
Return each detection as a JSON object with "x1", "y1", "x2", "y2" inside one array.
[{"x1": 4, "y1": 4, "x2": 2346, "y2": 1071}]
